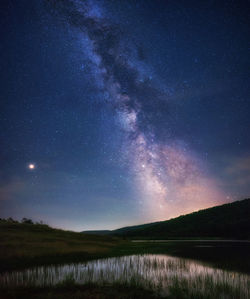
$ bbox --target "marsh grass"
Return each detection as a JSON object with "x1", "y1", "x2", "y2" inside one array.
[
  {"x1": 0, "y1": 221, "x2": 123, "y2": 272},
  {"x1": 1, "y1": 254, "x2": 249, "y2": 298}
]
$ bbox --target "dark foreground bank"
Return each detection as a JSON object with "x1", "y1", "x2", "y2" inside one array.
[{"x1": 0, "y1": 283, "x2": 161, "y2": 299}]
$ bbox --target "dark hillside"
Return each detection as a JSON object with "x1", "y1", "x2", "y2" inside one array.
[{"x1": 110, "y1": 199, "x2": 250, "y2": 239}]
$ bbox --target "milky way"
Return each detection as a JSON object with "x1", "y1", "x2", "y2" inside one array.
[{"x1": 45, "y1": 0, "x2": 228, "y2": 221}]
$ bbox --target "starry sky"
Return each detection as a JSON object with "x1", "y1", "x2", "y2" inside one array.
[{"x1": 0, "y1": 0, "x2": 250, "y2": 231}]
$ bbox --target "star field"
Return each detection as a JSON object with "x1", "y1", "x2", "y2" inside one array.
[{"x1": 0, "y1": 0, "x2": 250, "y2": 230}]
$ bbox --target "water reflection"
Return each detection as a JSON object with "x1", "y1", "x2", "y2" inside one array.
[{"x1": 1, "y1": 255, "x2": 249, "y2": 298}]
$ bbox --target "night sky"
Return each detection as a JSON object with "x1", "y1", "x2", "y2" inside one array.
[{"x1": 1, "y1": 0, "x2": 250, "y2": 231}]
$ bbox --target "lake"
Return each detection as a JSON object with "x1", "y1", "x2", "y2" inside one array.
[{"x1": 1, "y1": 253, "x2": 249, "y2": 298}]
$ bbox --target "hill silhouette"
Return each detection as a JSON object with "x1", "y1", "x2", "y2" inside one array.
[{"x1": 83, "y1": 199, "x2": 250, "y2": 239}]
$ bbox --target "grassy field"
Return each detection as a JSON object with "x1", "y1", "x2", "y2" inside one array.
[{"x1": 0, "y1": 221, "x2": 123, "y2": 271}]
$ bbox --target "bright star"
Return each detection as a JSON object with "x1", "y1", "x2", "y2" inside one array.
[{"x1": 28, "y1": 163, "x2": 35, "y2": 170}]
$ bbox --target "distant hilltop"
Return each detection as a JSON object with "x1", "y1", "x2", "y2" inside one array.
[
  {"x1": 83, "y1": 230, "x2": 112, "y2": 235},
  {"x1": 82, "y1": 198, "x2": 250, "y2": 240}
]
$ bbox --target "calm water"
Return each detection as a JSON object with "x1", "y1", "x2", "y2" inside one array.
[{"x1": 1, "y1": 254, "x2": 250, "y2": 297}]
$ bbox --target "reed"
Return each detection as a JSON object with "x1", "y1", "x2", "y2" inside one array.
[{"x1": 1, "y1": 254, "x2": 249, "y2": 298}]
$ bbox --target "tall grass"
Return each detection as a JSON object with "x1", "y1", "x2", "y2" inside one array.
[{"x1": 0, "y1": 254, "x2": 249, "y2": 298}]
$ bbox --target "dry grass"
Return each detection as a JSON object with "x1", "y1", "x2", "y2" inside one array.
[{"x1": 0, "y1": 222, "x2": 122, "y2": 270}]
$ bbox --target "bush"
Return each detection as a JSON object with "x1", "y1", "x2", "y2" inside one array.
[{"x1": 21, "y1": 218, "x2": 34, "y2": 224}]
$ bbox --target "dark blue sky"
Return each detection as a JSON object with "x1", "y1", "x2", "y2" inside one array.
[{"x1": 0, "y1": 0, "x2": 249, "y2": 231}]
